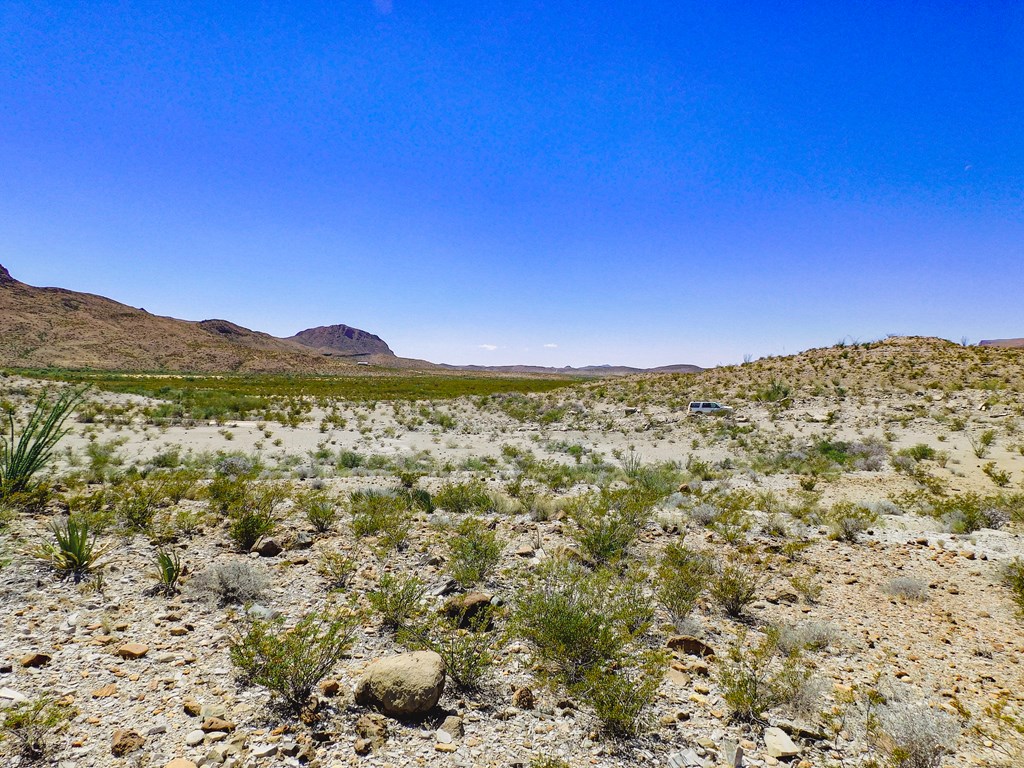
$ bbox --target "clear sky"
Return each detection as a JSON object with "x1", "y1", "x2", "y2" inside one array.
[{"x1": 2, "y1": 2, "x2": 1022, "y2": 367}]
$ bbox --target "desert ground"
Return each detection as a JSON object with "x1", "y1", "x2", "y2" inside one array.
[{"x1": 1, "y1": 336, "x2": 1023, "y2": 768}]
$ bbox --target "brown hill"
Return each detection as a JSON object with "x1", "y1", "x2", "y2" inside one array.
[
  {"x1": 0, "y1": 264, "x2": 369, "y2": 373},
  {"x1": 288, "y1": 324, "x2": 394, "y2": 357},
  {"x1": 979, "y1": 338, "x2": 1024, "y2": 348}
]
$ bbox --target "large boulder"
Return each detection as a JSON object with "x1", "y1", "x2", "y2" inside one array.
[{"x1": 354, "y1": 651, "x2": 445, "y2": 718}]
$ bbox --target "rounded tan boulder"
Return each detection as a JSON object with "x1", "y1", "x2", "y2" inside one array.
[{"x1": 354, "y1": 651, "x2": 445, "y2": 717}]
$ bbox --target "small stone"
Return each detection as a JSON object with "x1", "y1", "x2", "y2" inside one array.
[
  {"x1": 201, "y1": 717, "x2": 236, "y2": 733},
  {"x1": 92, "y1": 683, "x2": 118, "y2": 698},
  {"x1": 20, "y1": 653, "x2": 51, "y2": 668},
  {"x1": 765, "y1": 726, "x2": 801, "y2": 758},
  {"x1": 253, "y1": 538, "x2": 282, "y2": 557},
  {"x1": 511, "y1": 686, "x2": 535, "y2": 709},
  {"x1": 440, "y1": 593, "x2": 493, "y2": 628},
  {"x1": 148, "y1": 723, "x2": 168, "y2": 735},
  {"x1": 0, "y1": 687, "x2": 28, "y2": 704},
  {"x1": 436, "y1": 729, "x2": 452, "y2": 744},
  {"x1": 434, "y1": 743, "x2": 458, "y2": 753},
  {"x1": 186, "y1": 729, "x2": 206, "y2": 746},
  {"x1": 164, "y1": 760, "x2": 197, "y2": 768},
  {"x1": 251, "y1": 744, "x2": 278, "y2": 758},
  {"x1": 183, "y1": 698, "x2": 202, "y2": 716},
  {"x1": 354, "y1": 737, "x2": 372, "y2": 755},
  {"x1": 117, "y1": 643, "x2": 149, "y2": 660},
  {"x1": 111, "y1": 728, "x2": 146, "y2": 756},
  {"x1": 320, "y1": 679, "x2": 341, "y2": 696},
  {"x1": 439, "y1": 715, "x2": 463, "y2": 739},
  {"x1": 666, "y1": 635, "x2": 715, "y2": 658},
  {"x1": 354, "y1": 651, "x2": 445, "y2": 717},
  {"x1": 355, "y1": 713, "x2": 389, "y2": 750}
]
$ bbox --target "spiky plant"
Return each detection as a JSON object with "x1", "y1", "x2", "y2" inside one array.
[
  {"x1": 35, "y1": 517, "x2": 107, "y2": 582},
  {"x1": 0, "y1": 388, "x2": 85, "y2": 502}
]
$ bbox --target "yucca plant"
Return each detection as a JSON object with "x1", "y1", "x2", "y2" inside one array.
[
  {"x1": 153, "y1": 548, "x2": 183, "y2": 595},
  {"x1": 0, "y1": 388, "x2": 86, "y2": 502},
  {"x1": 35, "y1": 517, "x2": 107, "y2": 582}
]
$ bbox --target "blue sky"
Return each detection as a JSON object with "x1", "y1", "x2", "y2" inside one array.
[{"x1": 2, "y1": 2, "x2": 1022, "y2": 367}]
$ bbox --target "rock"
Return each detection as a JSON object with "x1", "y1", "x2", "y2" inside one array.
[
  {"x1": 164, "y1": 760, "x2": 197, "y2": 768},
  {"x1": 355, "y1": 713, "x2": 389, "y2": 750},
  {"x1": 111, "y1": 728, "x2": 146, "y2": 756},
  {"x1": 666, "y1": 635, "x2": 715, "y2": 658},
  {"x1": 91, "y1": 683, "x2": 118, "y2": 698},
  {"x1": 440, "y1": 592, "x2": 493, "y2": 628},
  {"x1": 354, "y1": 651, "x2": 445, "y2": 717},
  {"x1": 722, "y1": 739, "x2": 745, "y2": 766},
  {"x1": 434, "y1": 742, "x2": 458, "y2": 753},
  {"x1": 117, "y1": 643, "x2": 149, "y2": 660},
  {"x1": 765, "y1": 726, "x2": 801, "y2": 758},
  {"x1": 514, "y1": 544, "x2": 535, "y2": 557},
  {"x1": 436, "y1": 728, "x2": 452, "y2": 744},
  {"x1": 354, "y1": 737, "x2": 372, "y2": 755},
  {"x1": 201, "y1": 717, "x2": 236, "y2": 732},
  {"x1": 292, "y1": 532, "x2": 314, "y2": 549},
  {"x1": 244, "y1": 604, "x2": 280, "y2": 621},
  {"x1": 439, "y1": 715, "x2": 463, "y2": 739},
  {"x1": 251, "y1": 744, "x2": 278, "y2": 758},
  {"x1": 185, "y1": 729, "x2": 206, "y2": 746},
  {"x1": 253, "y1": 538, "x2": 282, "y2": 557},
  {"x1": 667, "y1": 750, "x2": 703, "y2": 768},
  {"x1": 183, "y1": 698, "x2": 202, "y2": 716},
  {"x1": 320, "y1": 679, "x2": 342, "y2": 696},
  {"x1": 20, "y1": 652, "x2": 51, "y2": 668},
  {"x1": 0, "y1": 687, "x2": 29, "y2": 704},
  {"x1": 511, "y1": 687, "x2": 535, "y2": 709}
]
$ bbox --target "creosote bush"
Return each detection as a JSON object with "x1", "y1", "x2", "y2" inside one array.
[
  {"x1": 368, "y1": 573, "x2": 426, "y2": 630},
  {"x1": 710, "y1": 558, "x2": 767, "y2": 618},
  {"x1": 349, "y1": 490, "x2": 412, "y2": 551},
  {"x1": 822, "y1": 500, "x2": 879, "y2": 542},
  {"x1": 717, "y1": 627, "x2": 814, "y2": 723},
  {"x1": 230, "y1": 608, "x2": 359, "y2": 714},
  {"x1": 1002, "y1": 558, "x2": 1024, "y2": 617},
  {"x1": 433, "y1": 480, "x2": 492, "y2": 515},
  {"x1": 655, "y1": 542, "x2": 714, "y2": 628},
  {"x1": 447, "y1": 516, "x2": 503, "y2": 586},
  {"x1": 400, "y1": 613, "x2": 495, "y2": 692},
  {"x1": 225, "y1": 482, "x2": 288, "y2": 551},
  {"x1": 297, "y1": 489, "x2": 338, "y2": 533},
  {"x1": 566, "y1": 486, "x2": 656, "y2": 565},
  {"x1": 0, "y1": 696, "x2": 75, "y2": 761}
]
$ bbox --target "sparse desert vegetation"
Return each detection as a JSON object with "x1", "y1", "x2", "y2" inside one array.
[{"x1": 2, "y1": 336, "x2": 1024, "y2": 766}]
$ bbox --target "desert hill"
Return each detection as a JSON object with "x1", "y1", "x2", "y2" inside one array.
[
  {"x1": 980, "y1": 338, "x2": 1024, "y2": 349},
  {"x1": 0, "y1": 265, "x2": 701, "y2": 376},
  {"x1": 0, "y1": 264, "x2": 376, "y2": 373},
  {"x1": 288, "y1": 324, "x2": 394, "y2": 357}
]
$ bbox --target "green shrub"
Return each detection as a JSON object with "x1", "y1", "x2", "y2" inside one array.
[
  {"x1": 512, "y1": 560, "x2": 628, "y2": 685},
  {"x1": 317, "y1": 549, "x2": 355, "y2": 591},
  {"x1": 1003, "y1": 559, "x2": 1024, "y2": 617},
  {"x1": 822, "y1": 501, "x2": 879, "y2": 542},
  {"x1": 0, "y1": 696, "x2": 75, "y2": 761},
  {"x1": 433, "y1": 480, "x2": 491, "y2": 515},
  {"x1": 349, "y1": 490, "x2": 412, "y2": 551},
  {"x1": 400, "y1": 613, "x2": 495, "y2": 692},
  {"x1": 717, "y1": 628, "x2": 812, "y2": 722},
  {"x1": 573, "y1": 651, "x2": 666, "y2": 737},
  {"x1": 297, "y1": 489, "x2": 337, "y2": 532},
  {"x1": 230, "y1": 608, "x2": 359, "y2": 714},
  {"x1": 566, "y1": 486, "x2": 655, "y2": 565},
  {"x1": 710, "y1": 559, "x2": 766, "y2": 618},
  {"x1": 368, "y1": 573, "x2": 425, "y2": 630},
  {"x1": 113, "y1": 478, "x2": 169, "y2": 533},
  {"x1": 0, "y1": 387, "x2": 84, "y2": 501},
  {"x1": 34, "y1": 518, "x2": 107, "y2": 582},
  {"x1": 655, "y1": 542, "x2": 714, "y2": 628},
  {"x1": 447, "y1": 517, "x2": 502, "y2": 587},
  {"x1": 226, "y1": 484, "x2": 287, "y2": 551}
]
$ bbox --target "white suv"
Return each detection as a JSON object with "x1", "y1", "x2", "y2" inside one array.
[{"x1": 688, "y1": 401, "x2": 733, "y2": 415}]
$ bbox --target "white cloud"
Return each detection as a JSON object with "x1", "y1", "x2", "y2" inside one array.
[
  {"x1": 478, "y1": 344, "x2": 498, "y2": 351},
  {"x1": 543, "y1": 343, "x2": 558, "y2": 348}
]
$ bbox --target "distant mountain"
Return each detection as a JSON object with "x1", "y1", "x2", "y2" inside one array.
[
  {"x1": 439, "y1": 362, "x2": 704, "y2": 377},
  {"x1": 288, "y1": 324, "x2": 394, "y2": 358},
  {"x1": 0, "y1": 264, "x2": 372, "y2": 373},
  {"x1": 0, "y1": 263, "x2": 701, "y2": 376},
  {"x1": 979, "y1": 338, "x2": 1024, "y2": 349}
]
